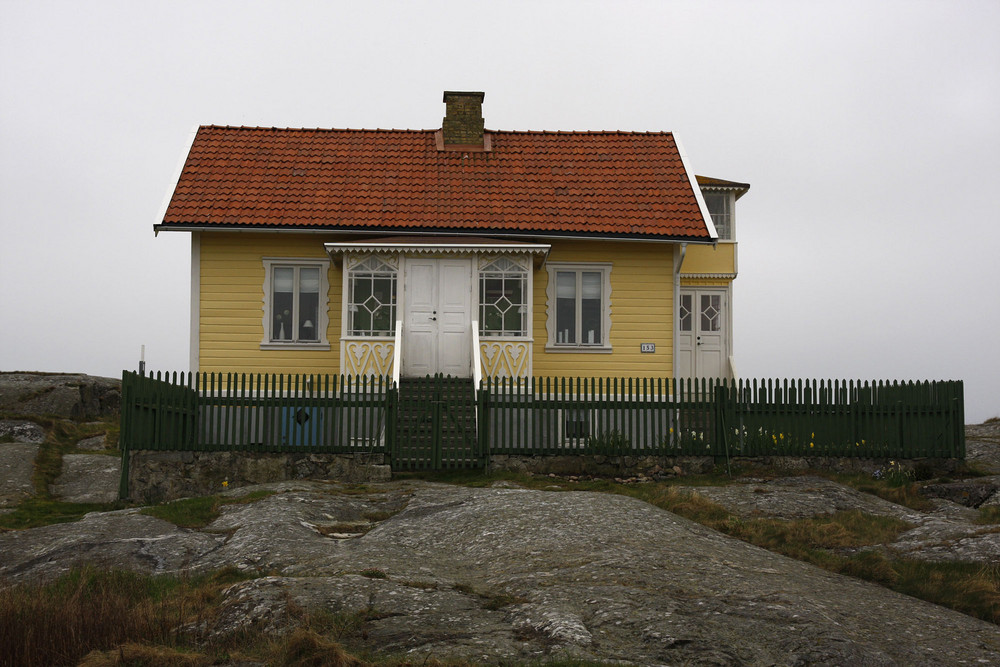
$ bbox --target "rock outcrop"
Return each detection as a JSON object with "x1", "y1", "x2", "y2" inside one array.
[
  {"x1": 0, "y1": 372, "x2": 120, "y2": 420},
  {"x1": 1, "y1": 481, "x2": 999, "y2": 665}
]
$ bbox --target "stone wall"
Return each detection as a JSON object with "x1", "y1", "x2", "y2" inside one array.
[
  {"x1": 489, "y1": 453, "x2": 962, "y2": 478},
  {"x1": 127, "y1": 450, "x2": 961, "y2": 503},
  {"x1": 127, "y1": 451, "x2": 391, "y2": 503}
]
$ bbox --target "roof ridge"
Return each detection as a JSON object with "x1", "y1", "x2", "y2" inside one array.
[{"x1": 199, "y1": 125, "x2": 675, "y2": 136}]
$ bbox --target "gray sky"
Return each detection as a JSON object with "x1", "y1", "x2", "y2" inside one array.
[{"x1": 2, "y1": 0, "x2": 998, "y2": 423}]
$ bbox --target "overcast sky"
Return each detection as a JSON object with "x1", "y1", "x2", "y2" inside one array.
[{"x1": 2, "y1": 0, "x2": 998, "y2": 423}]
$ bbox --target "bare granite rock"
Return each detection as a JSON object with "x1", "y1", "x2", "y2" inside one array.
[
  {"x1": 0, "y1": 372, "x2": 120, "y2": 420},
  {"x1": 50, "y1": 454, "x2": 121, "y2": 504},
  {"x1": 0, "y1": 443, "x2": 39, "y2": 508},
  {"x1": 0, "y1": 419, "x2": 45, "y2": 444},
  {"x1": 2, "y1": 481, "x2": 999, "y2": 665}
]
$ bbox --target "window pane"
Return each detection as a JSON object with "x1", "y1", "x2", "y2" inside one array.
[
  {"x1": 701, "y1": 294, "x2": 721, "y2": 332},
  {"x1": 273, "y1": 267, "x2": 294, "y2": 293},
  {"x1": 298, "y1": 291, "x2": 319, "y2": 341},
  {"x1": 582, "y1": 296, "x2": 601, "y2": 344},
  {"x1": 581, "y1": 272, "x2": 602, "y2": 299},
  {"x1": 299, "y1": 268, "x2": 320, "y2": 293},
  {"x1": 352, "y1": 276, "x2": 372, "y2": 304},
  {"x1": 503, "y1": 307, "x2": 522, "y2": 335},
  {"x1": 556, "y1": 272, "x2": 576, "y2": 298},
  {"x1": 272, "y1": 291, "x2": 293, "y2": 340},
  {"x1": 556, "y1": 297, "x2": 576, "y2": 344},
  {"x1": 679, "y1": 294, "x2": 692, "y2": 332},
  {"x1": 352, "y1": 308, "x2": 372, "y2": 336}
]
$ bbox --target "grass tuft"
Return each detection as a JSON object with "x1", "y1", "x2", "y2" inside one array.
[{"x1": 141, "y1": 489, "x2": 275, "y2": 529}]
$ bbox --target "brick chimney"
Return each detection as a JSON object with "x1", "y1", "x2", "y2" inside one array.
[{"x1": 441, "y1": 91, "x2": 486, "y2": 149}]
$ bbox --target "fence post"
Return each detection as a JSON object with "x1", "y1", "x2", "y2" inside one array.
[{"x1": 118, "y1": 371, "x2": 132, "y2": 500}]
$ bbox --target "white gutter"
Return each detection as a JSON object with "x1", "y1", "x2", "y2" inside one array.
[{"x1": 154, "y1": 225, "x2": 717, "y2": 245}]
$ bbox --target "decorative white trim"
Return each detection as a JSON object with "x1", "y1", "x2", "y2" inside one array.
[
  {"x1": 260, "y1": 257, "x2": 332, "y2": 348},
  {"x1": 189, "y1": 232, "x2": 200, "y2": 373},
  {"x1": 544, "y1": 262, "x2": 613, "y2": 352},
  {"x1": 326, "y1": 241, "x2": 550, "y2": 256},
  {"x1": 679, "y1": 273, "x2": 738, "y2": 280},
  {"x1": 674, "y1": 134, "x2": 718, "y2": 241}
]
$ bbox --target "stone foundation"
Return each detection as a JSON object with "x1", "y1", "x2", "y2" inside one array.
[
  {"x1": 127, "y1": 451, "x2": 391, "y2": 503},
  {"x1": 488, "y1": 454, "x2": 961, "y2": 478}
]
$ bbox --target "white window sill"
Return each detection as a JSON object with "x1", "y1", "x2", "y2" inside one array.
[
  {"x1": 260, "y1": 342, "x2": 331, "y2": 351},
  {"x1": 544, "y1": 345, "x2": 613, "y2": 354}
]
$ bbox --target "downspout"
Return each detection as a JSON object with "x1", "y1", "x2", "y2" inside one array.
[{"x1": 673, "y1": 243, "x2": 687, "y2": 387}]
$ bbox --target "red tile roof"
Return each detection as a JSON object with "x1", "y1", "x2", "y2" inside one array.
[{"x1": 159, "y1": 125, "x2": 713, "y2": 240}]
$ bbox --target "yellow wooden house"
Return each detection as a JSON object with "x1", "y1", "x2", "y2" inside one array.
[{"x1": 155, "y1": 92, "x2": 749, "y2": 384}]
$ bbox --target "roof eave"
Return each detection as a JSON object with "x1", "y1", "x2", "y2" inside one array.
[{"x1": 152, "y1": 223, "x2": 715, "y2": 244}]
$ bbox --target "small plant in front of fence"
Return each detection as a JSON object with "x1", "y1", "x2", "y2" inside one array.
[
  {"x1": 872, "y1": 460, "x2": 915, "y2": 487},
  {"x1": 587, "y1": 430, "x2": 631, "y2": 456}
]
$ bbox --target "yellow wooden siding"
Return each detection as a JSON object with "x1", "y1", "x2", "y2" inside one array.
[
  {"x1": 681, "y1": 242, "x2": 736, "y2": 276},
  {"x1": 532, "y1": 240, "x2": 674, "y2": 378},
  {"x1": 199, "y1": 232, "x2": 343, "y2": 376},
  {"x1": 198, "y1": 233, "x2": 679, "y2": 379}
]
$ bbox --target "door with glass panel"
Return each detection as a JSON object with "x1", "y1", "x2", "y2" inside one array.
[{"x1": 676, "y1": 288, "x2": 728, "y2": 379}]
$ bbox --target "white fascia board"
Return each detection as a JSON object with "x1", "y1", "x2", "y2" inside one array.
[
  {"x1": 674, "y1": 134, "x2": 719, "y2": 241},
  {"x1": 154, "y1": 124, "x2": 200, "y2": 237}
]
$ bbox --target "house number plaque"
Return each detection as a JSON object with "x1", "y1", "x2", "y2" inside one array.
[{"x1": 640, "y1": 343, "x2": 655, "y2": 353}]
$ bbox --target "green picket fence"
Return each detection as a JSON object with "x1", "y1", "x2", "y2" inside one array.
[
  {"x1": 479, "y1": 377, "x2": 965, "y2": 460},
  {"x1": 121, "y1": 372, "x2": 965, "y2": 472},
  {"x1": 120, "y1": 371, "x2": 393, "y2": 454}
]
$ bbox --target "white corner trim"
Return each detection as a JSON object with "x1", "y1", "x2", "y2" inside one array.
[
  {"x1": 189, "y1": 232, "x2": 200, "y2": 373},
  {"x1": 155, "y1": 124, "x2": 200, "y2": 235},
  {"x1": 673, "y1": 134, "x2": 719, "y2": 241}
]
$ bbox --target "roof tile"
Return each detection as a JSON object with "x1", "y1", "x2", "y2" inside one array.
[{"x1": 160, "y1": 126, "x2": 711, "y2": 239}]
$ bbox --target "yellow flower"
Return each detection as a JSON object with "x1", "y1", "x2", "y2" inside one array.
[
  {"x1": 811, "y1": 432, "x2": 815, "y2": 438},
  {"x1": 780, "y1": 433, "x2": 785, "y2": 440},
  {"x1": 222, "y1": 480, "x2": 229, "y2": 488},
  {"x1": 810, "y1": 442, "x2": 814, "y2": 448}
]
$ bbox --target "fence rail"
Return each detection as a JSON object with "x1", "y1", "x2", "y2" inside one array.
[{"x1": 121, "y1": 372, "x2": 965, "y2": 467}]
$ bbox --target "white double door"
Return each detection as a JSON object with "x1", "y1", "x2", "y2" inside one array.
[
  {"x1": 676, "y1": 287, "x2": 729, "y2": 379},
  {"x1": 402, "y1": 258, "x2": 473, "y2": 377}
]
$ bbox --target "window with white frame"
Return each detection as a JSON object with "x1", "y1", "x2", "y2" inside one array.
[
  {"x1": 479, "y1": 257, "x2": 528, "y2": 337},
  {"x1": 347, "y1": 257, "x2": 397, "y2": 337},
  {"x1": 702, "y1": 191, "x2": 733, "y2": 240},
  {"x1": 546, "y1": 263, "x2": 611, "y2": 350},
  {"x1": 262, "y1": 259, "x2": 330, "y2": 347}
]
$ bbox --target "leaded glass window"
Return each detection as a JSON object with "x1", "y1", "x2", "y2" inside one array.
[
  {"x1": 479, "y1": 258, "x2": 527, "y2": 337},
  {"x1": 348, "y1": 257, "x2": 397, "y2": 337}
]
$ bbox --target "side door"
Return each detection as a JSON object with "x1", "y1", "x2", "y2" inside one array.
[{"x1": 677, "y1": 287, "x2": 729, "y2": 379}]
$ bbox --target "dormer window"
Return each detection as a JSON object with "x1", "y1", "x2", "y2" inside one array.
[{"x1": 703, "y1": 191, "x2": 733, "y2": 241}]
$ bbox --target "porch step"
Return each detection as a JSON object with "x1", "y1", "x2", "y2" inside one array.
[{"x1": 395, "y1": 376, "x2": 478, "y2": 466}]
